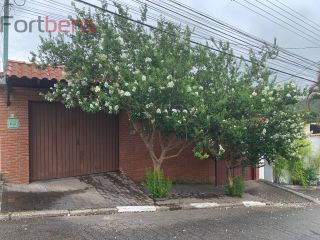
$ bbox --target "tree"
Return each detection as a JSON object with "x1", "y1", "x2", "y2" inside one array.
[
  {"x1": 31, "y1": 2, "x2": 205, "y2": 172},
  {"x1": 193, "y1": 43, "x2": 307, "y2": 185},
  {"x1": 307, "y1": 72, "x2": 320, "y2": 119}
]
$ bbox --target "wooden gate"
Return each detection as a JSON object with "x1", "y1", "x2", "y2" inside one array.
[{"x1": 29, "y1": 102, "x2": 119, "y2": 181}]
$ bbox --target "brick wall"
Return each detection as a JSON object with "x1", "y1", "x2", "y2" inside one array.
[
  {"x1": 0, "y1": 87, "x2": 255, "y2": 185},
  {"x1": 118, "y1": 113, "x2": 215, "y2": 183},
  {"x1": 0, "y1": 87, "x2": 44, "y2": 183}
]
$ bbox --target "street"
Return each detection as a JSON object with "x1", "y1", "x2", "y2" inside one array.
[{"x1": 0, "y1": 206, "x2": 319, "y2": 240}]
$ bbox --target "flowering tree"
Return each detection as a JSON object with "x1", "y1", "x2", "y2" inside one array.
[
  {"x1": 193, "y1": 44, "x2": 306, "y2": 185},
  {"x1": 31, "y1": 3, "x2": 204, "y2": 171},
  {"x1": 308, "y1": 72, "x2": 320, "y2": 118},
  {"x1": 31, "y1": 1, "x2": 307, "y2": 183}
]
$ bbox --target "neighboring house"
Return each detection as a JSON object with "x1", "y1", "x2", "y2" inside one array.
[
  {"x1": 260, "y1": 123, "x2": 320, "y2": 183},
  {"x1": 0, "y1": 60, "x2": 257, "y2": 185}
]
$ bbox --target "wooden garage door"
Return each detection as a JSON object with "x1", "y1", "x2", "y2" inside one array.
[{"x1": 29, "y1": 102, "x2": 119, "y2": 181}]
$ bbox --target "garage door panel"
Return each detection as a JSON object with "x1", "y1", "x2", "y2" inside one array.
[{"x1": 30, "y1": 102, "x2": 119, "y2": 181}]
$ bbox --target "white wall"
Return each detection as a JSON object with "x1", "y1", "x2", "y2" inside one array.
[{"x1": 309, "y1": 136, "x2": 320, "y2": 153}]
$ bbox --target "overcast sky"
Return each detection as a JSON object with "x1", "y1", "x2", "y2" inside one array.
[{"x1": 2, "y1": 0, "x2": 320, "y2": 85}]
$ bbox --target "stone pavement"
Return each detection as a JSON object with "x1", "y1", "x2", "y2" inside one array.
[
  {"x1": 1, "y1": 172, "x2": 152, "y2": 213},
  {"x1": 0, "y1": 205, "x2": 319, "y2": 240}
]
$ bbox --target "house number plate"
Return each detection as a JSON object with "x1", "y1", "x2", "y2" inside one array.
[{"x1": 7, "y1": 114, "x2": 20, "y2": 129}]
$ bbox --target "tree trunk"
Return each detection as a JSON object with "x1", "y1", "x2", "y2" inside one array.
[
  {"x1": 224, "y1": 157, "x2": 233, "y2": 186},
  {"x1": 227, "y1": 167, "x2": 233, "y2": 186},
  {"x1": 153, "y1": 161, "x2": 162, "y2": 172}
]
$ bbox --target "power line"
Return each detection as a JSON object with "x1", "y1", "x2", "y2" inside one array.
[
  {"x1": 167, "y1": 0, "x2": 318, "y2": 67},
  {"x1": 273, "y1": 0, "x2": 320, "y2": 30},
  {"x1": 25, "y1": 0, "x2": 319, "y2": 77},
  {"x1": 139, "y1": 0, "x2": 319, "y2": 75},
  {"x1": 72, "y1": 0, "x2": 318, "y2": 85},
  {"x1": 13, "y1": 0, "x2": 317, "y2": 83},
  {"x1": 233, "y1": 0, "x2": 320, "y2": 47},
  {"x1": 255, "y1": 0, "x2": 320, "y2": 40}
]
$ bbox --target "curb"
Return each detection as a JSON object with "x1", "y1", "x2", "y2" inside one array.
[
  {"x1": 260, "y1": 180, "x2": 320, "y2": 205},
  {"x1": 0, "y1": 199, "x2": 310, "y2": 221}
]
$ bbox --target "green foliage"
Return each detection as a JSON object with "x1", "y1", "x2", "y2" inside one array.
[
  {"x1": 32, "y1": 1, "x2": 307, "y2": 176},
  {"x1": 289, "y1": 158, "x2": 307, "y2": 186},
  {"x1": 273, "y1": 156, "x2": 287, "y2": 183},
  {"x1": 224, "y1": 176, "x2": 245, "y2": 197},
  {"x1": 304, "y1": 167, "x2": 318, "y2": 186},
  {"x1": 145, "y1": 170, "x2": 172, "y2": 199},
  {"x1": 274, "y1": 139, "x2": 320, "y2": 186}
]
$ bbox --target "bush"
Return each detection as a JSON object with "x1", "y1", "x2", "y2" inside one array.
[
  {"x1": 224, "y1": 176, "x2": 245, "y2": 197},
  {"x1": 145, "y1": 170, "x2": 172, "y2": 199},
  {"x1": 304, "y1": 167, "x2": 318, "y2": 186},
  {"x1": 289, "y1": 158, "x2": 307, "y2": 186}
]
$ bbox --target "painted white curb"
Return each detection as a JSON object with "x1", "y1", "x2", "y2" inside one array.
[
  {"x1": 116, "y1": 206, "x2": 157, "y2": 213},
  {"x1": 190, "y1": 202, "x2": 219, "y2": 209},
  {"x1": 242, "y1": 201, "x2": 266, "y2": 207}
]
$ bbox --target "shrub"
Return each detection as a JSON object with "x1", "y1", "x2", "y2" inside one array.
[
  {"x1": 304, "y1": 167, "x2": 318, "y2": 186},
  {"x1": 145, "y1": 170, "x2": 172, "y2": 199},
  {"x1": 289, "y1": 158, "x2": 307, "y2": 186},
  {"x1": 224, "y1": 176, "x2": 245, "y2": 197}
]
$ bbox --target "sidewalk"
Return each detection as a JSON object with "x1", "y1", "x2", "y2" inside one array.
[
  {"x1": 0, "y1": 179, "x2": 315, "y2": 221},
  {"x1": 1, "y1": 173, "x2": 152, "y2": 213}
]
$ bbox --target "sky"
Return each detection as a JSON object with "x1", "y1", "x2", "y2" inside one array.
[{"x1": 1, "y1": 0, "x2": 320, "y2": 85}]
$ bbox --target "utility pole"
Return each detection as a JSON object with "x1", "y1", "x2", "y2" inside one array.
[{"x1": 3, "y1": 0, "x2": 10, "y2": 84}]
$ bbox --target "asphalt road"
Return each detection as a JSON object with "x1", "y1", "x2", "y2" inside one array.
[{"x1": 0, "y1": 206, "x2": 320, "y2": 240}]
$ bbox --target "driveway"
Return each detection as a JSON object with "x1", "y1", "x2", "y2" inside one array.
[
  {"x1": 0, "y1": 206, "x2": 319, "y2": 239},
  {"x1": 1, "y1": 172, "x2": 152, "y2": 213}
]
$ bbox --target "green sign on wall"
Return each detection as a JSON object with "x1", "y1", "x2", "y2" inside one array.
[{"x1": 7, "y1": 114, "x2": 20, "y2": 129}]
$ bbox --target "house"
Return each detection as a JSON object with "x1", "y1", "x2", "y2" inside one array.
[{"x1": 0, "y1": 60, "x2": 258, "y2": 185}]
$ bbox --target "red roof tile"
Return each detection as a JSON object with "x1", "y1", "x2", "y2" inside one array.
[{"x1": 4, "y1": 60, "x2": 65, "y2": 81}]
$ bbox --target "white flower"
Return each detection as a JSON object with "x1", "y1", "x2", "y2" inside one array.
[
  {"x1": 133, "y1": 70, "x2": 140, "y2": 75},
  {"x1": 167, "y1": 81, "x2": 175, "y2": 88},
  {"x1": 218, "y1": 145, "x2": 225, "y2": 155},
  {"x1": 145, "y1": 57, "x2": 152, "y2": 63},
  {"x1": 261, "y1": 98, "x2": 266, "y2": 102},
  {"x1": 252, "y1": 91, "x2": 257, "y2": 97},
  {"x1": 114, "y1": 105, "x2": 119, "y2": 111},
  {"x1": 199, "y1": 86, "x2": 204, "y2": 91},
  {"x1": 94, "y1": 86, "x2": 101, "y2": 93},
  {"x1": 115, "y1": 66, "x2": 119, "y2": 72},
  {"x1": 262, "y1": 128, "x2": 267, "y2": 135},
  {"x1": 124, "y1": 91, "x2": 131, "y2": 97},
  {"x1": 104, "y1": 82, "x2": 109, "y2": 88},
  {"x1": 121, "y1": 53, "x2": 128, "y2": 58},
  {"x1": 81, "y1": 81, "x2": 88, "y2": 86},
  {"x1": 194, "y1": 92, "x2": 199, "y2": 96},
  {"x1": 90, "y1": 104, "x2": 94, "y2": 109},
  {"x1": 142, "y1": 75, "x2": 147, "y2": 81},
  {"x1": 132, "y1": 87, "x2": 136, "y2": 92},
  {"x1": 167, "y1": 75, "x2": 173, "y2": 80},
  {"x1": 186, "y1": 86, "x2": 192, "y2": 92},
  {"x1": 119, "y1": 90, "x2": 125, "y2": 96},
  {"x1": 286, "y1": 93, "x2": 292, "y2": 98},
  {"x1": 183, "y1": 109, "x2": 188, "y2": 114},
  {"x1": 156, "y1": 108, "x2": 161, "y2": 114},
  {"x1": 172, "y1": 109, "x2": 178, "y2": 113}
]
